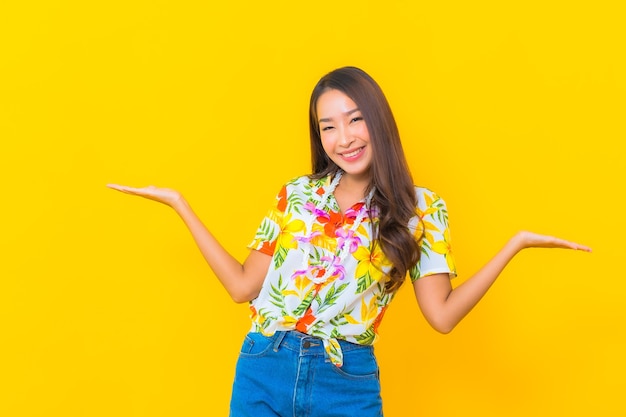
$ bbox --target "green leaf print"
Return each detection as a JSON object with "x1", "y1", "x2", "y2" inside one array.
[
  {"x1": 316, "y1": 283, "x2": 349, "y2": 314},
  {"x1": 420, "y1": 238, "x2": 432, "y2": 258},
  {"x1": 330, "y1": 314, "x2": 350, "y2": 327},
  {"x1": 310, "y1": 325, "x2": 328, "y2": 339},
  {"x1": 304, "y1": 178, "x2": 327, "y2": 200},
  {"x1": 256, "y1": 219, "x2": 276, "y2": 242},
  {"x1": 433, "y1": 199, "x2": 448, "y2": 227},
  {"x1": 293, "y1": 289, "x2": 316, "y2": 316},
  {"x1": 257, "y1": 307, "x2": 278, "y2": 332},
  {"x1": 377, "y1": 283, "x2": 393, "y2": 304},
  {"x1": 287, "y1": 192, "x2": 304, "y2": 215},
  {"x1": 260, "y1": 318, "x2": 274, "y2": 333},
  {"x1": 330, "y1": 328, "x2": 342, "y2": 339},
  {"x1": 268, "y1": 275, "x2": 286, "y2": 310},
  {"x1": 273, "y1": 245, "x2": 289, "y2": 269},
  {"x1": 355, "y1": 328, "x2": 376, "y2": 345},
  {"x1": 356, "y1": 271, "x2": 374, "y2": 294}
]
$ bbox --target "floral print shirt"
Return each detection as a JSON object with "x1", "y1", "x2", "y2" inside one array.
[{"x1": 248, "y1": 173, "x2": 456, "y2": 366}]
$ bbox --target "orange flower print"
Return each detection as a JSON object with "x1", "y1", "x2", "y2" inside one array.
[
  {"x1": 277, "y1": 185, "x2": 287, "y2": 213},
  {"x1": 343, "y1": 202, "x2": 364, "y2": 225},
  {"x1": 260, "y1": 240, "x2": 276, "y2": 255},
  {"x1": 314, "y1": 267, "x2": 326, "y2": 278},
  {"x1": 319, "y1": 210, "x2": 344, "y2": 238},
  {"x1": 295, "y1": 307, "x2": 316, "y2": 333},
  {"x1": 373, "y1": 306, "x2": 387, "y2": 333}
]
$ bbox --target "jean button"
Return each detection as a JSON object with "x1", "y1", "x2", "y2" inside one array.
[{"x1": 303, "y1": 340, "x2": 311, "y2": 348}]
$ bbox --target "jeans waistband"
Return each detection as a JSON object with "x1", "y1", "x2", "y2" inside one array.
[{"x1": 270, "y1": 330, "x2": 372, "y2": 357}]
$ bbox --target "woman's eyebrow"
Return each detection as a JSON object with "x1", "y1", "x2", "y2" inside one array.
[{"x1": 318, "y1": 108, "x2": 360, "y2": 123}]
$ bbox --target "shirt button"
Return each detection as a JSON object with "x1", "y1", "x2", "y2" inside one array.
[{"x1": 303, "y1": 341, "x2": 311, "y2": 348}]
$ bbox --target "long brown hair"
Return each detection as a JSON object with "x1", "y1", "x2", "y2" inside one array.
[{"x1": 309, "y1": 66, "x2": 421, "y2": 292}]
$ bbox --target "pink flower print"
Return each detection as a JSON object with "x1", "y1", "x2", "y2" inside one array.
[
  {"x1": 294, "y1": 230, "x2": 322, "y2": 244},
  {"x1": 291, "y1": 267, "x2": 310, "y2": 280},
  {"x1": 304, "y1": 202, "x2": 328, "y2": 219},
  {"x1": 344, "y1": 202, "x2": 372, "y2": 223},
  {"x1": 336, "y1": 228, "x2": 362, "y2": 254},
  {"x1": 292, "y1": 256, "x2": 344, "y2": 283},
  {"x1": 291, "y1": 263, "x2": 326, "y2": 281},
  {"x1": 321, "y1": 255, "x2": 346, "y2": 281},
  {"x1": 344, "y1": 202, "x2": 363, "y2": 218}
]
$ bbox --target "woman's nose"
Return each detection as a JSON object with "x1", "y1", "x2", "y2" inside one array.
[{"x1": 339, "y1": 127, "x2": 355, "y2": 147}]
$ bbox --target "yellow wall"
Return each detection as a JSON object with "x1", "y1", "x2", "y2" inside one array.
[{"x1": 1, "y1": 1, "x2": 623, "y2": 416}]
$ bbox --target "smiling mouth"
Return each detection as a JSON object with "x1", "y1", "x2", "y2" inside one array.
[{"x1": 341, "y1": 147, "x2": 364, "y2": 158}]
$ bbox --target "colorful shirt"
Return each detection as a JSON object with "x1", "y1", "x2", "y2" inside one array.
[{"x1": 248, "y1": 172, "x2": 456, "y2": 366}]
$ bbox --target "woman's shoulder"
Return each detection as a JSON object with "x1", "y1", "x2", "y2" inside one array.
[{"x1": 413, "y1": 186, "x2": 448, "y2": 210}]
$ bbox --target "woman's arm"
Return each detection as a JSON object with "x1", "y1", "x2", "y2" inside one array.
[
  {"x1": 413, "y1": 231, "x2": 591, "y2": 333},
  {"x1": 107, "y1": 184, "x2": 271, "y2": 303}
]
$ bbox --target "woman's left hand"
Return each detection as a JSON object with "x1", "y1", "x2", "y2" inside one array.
[{"x1": 513, "y1": 231, "x2": 592, "y2": 252}]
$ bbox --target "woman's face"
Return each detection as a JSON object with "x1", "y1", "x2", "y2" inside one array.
[{"x1": 316, "y1": 89, "x2": 372, "y2": 182}]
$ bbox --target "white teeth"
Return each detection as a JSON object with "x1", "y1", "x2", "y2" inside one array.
[{"x1": 343, "y1": 148, "x2": 362, "y2": 158}]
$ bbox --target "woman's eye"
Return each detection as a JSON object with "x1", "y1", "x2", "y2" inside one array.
[
  {"x1": 351, "y1": 116, "x2": 363, "y2": 123},
  {"x1": 321, "y1": 126, "x2": 334, "y2": 131}
]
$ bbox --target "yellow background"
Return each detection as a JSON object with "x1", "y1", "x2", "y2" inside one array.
[{"x1": 1, "y1": 1, "x2": 624, "y2": 416}]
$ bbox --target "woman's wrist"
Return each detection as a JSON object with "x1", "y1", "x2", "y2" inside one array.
[
  {"x1": 169, "y1": 192, "x2": 187, "y2": 212},
  {"x1": 509, "y1": 231, "x2": 530, "y2": 253}
]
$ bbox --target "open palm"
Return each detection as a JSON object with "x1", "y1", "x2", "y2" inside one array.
[
  {"x1": 515, "y1": 230, "x2": 592, "y2": 252},
  {"x1": 107, "y1": 184, "x2": 182, "y2": 207}
]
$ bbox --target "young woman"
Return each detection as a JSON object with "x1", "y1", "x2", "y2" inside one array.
[{"x1": 108, "y1": 67, "x2": 591, "y2": 417}]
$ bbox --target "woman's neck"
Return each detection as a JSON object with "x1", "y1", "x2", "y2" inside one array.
[
  {"x1": 337, "y1": 171, "x2": 370, "y2": 196},
  {"x1": 333, "y1": 171, "x2": 371, "y2": 213}
]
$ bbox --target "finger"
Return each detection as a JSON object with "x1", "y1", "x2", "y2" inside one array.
[
  {"x1": 106, "y1": 183, "x2": 128, "y2": 191},
  {"x1": 106, "y1": 184, "x2": 148, "y2": 195},
  {"x1": 107, "y1": 184, "x2": 137, "y2": 192},
  {"x1": 554, "y1": 238, "x2": 592, "y2": 252},
  {"x1": 573, "y1": 243, "x2": 593, "y2": 252}
]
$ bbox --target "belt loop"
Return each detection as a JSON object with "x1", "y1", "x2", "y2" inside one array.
[{"x1": 273, "y1": 331, "x2": 288, "y2": 352}]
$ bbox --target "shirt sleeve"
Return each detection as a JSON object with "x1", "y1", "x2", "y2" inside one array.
[
  {"x1": 408, "y1": 188, "x2": 457, "y2": 282},
  {"x1": 247, "y1": 184, "x2": 287, "y2": 256}
]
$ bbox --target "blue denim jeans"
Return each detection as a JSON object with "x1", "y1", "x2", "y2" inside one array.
[{"x1": 229, "y1": 331, "x2": 383, "y2": 417}]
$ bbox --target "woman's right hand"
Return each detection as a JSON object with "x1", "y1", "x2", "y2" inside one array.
[{"x1": 107, "y1": 184, "x2": 183, "y2": 208}]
